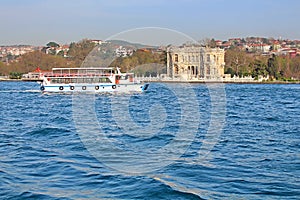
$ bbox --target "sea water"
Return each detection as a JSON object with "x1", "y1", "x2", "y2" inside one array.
[{"x1": 0, "y1": 81, "x2": 299, "y2": 199}]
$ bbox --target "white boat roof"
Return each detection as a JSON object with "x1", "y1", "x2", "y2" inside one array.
[{"x1": 52, "y1": 67, "x2": 114, "y2": 70}]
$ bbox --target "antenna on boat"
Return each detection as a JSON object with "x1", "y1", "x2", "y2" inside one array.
[{"x1": 116, "y1": 67, "x2": 121, "y2": 74}]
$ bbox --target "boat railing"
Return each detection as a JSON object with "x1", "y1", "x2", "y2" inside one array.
[{"x1": 43, "y1": 73, "x2": 113, "y2": 78}]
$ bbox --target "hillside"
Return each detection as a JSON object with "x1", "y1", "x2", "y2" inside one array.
[{"x1": 0, "y1": 38, "x2": 299, "y2": 80}]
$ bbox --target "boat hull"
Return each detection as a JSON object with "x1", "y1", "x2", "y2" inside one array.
[{"x1": 40, "y1": 83, "x2": 149, "y2": 93}]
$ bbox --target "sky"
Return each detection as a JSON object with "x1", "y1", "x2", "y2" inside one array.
[{"x1": 0, "y1": 0, "x2": 299, "y2": 46}]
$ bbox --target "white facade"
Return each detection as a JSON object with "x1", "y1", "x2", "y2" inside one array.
[{"x1": 166, "y1": 45, "x2": 225, "y2": 80}]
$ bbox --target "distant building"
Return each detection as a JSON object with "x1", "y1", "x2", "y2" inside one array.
[
  {"x1": 90, "y1": 40, "x2": 105, "y2": 45},
  {"x1": 229, "y1": 38, "x2": 242, "y2": 44},
  {"x1": 245, "y1": 43, "x2": 271, "y2": 53},
  {"x1": 278, "y1": 48, "x2": 299, "y2": 58},
  {"x1": 215, "y1": 40, "x2": 223, "y2": 46},
  {"x1": 166, "y1": 45, "x2": 225, "y2": 80},
  {"x1": 115, "y1": 46, "x2": 133, "y2": 57}
]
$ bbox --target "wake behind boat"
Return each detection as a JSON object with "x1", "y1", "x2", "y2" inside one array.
[{"x1": 38, "y1": 67, "x2": 149, "y2": 93}]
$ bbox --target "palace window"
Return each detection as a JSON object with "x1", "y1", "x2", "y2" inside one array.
[
  {"x1": 191, "y1": 66, "x2": 195, "y2": 75},
  {"x1": 207, "y1": 54, "x2": 210, "y2": 62},
  {"x1": 175, "y1": 54, "x2": 178, "y2": 62},
  {"x1": 206, "y1": 65, "x2": 210, "y2": 75},
  {"x1": 174, "y1": 64, "x2": 179, "y2": 74}
]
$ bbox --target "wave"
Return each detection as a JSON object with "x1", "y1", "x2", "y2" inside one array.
[
  {"x1": 25, "y1": 127, "x2": 71, "y2": 137},
  {"x1": 151, "y1": 175, "x2": 210, "y2": 200},
  {"x1": 0, "y1": 90, "x2": 40, "y2": 93}
]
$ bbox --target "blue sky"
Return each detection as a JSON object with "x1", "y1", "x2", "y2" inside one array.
[{"x1": 0, "y1": 0, "x2": 299, "y2": 45}]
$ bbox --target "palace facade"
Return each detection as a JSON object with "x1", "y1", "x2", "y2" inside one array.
[{"x1": 166, "y1": 45, "x2": 225, "y2": 80}]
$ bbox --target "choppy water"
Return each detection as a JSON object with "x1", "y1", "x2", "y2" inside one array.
[{"x1": 0, "y1": 81, "x2": 299, "y2": 199}]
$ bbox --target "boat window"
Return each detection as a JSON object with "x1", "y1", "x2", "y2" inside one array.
[{"x1": 47, "y1": 76, "x2": 112, "y2": 84}]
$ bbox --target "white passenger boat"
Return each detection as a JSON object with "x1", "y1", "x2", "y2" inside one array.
[{"x1": 39, "y1": 67, "x2": 149, "y2": 93}]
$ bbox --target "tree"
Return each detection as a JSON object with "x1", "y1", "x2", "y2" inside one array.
[
  {"x1": 46, "y1": 41, "x2": 60, "y2": 48},
  {"x1": 262, "y1": 37, "x2": 269, "y2": 44},
  {"x1": 224, "y1": 67, "x2": 235, "y2": 77},
  {"x1": 9, "y1": 72, "x2": 23, "y2": 79},
  {"x1": 4, "y1": 50, "x2": 74, "y2": 74},
  {"x1": 267, "y1": 54, "x2": 278, "y2": 79},
  {"x1": 0, "y1": 61, "x2": 7, "y2": 75},
  {"x1": 225, "y1": 47, "x2": 251, "y2": 76},
  {"x1": 57, "y1": 50, "x2": 65, "y2": 57},
  {"x1": 289, "y1": 56, "x2": 300, "y2": 79},
  {"x1": 251, "y1": 60, "x2": 268, "y2": 79},
  {"x1": 209, "y1": 38, "x2": 217, "y2": 48},
  {"x1": 109, "y1": 48, "x2": 165, "y2": 74},
  {"x1": 67, "y1": 39, "x2": 96, "y2": 67},
  {"x1": 199, "y1": 38, "x2": 212, "y2": 47}
]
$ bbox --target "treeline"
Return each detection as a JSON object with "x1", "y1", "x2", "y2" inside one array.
[
  {"x1": 0, "y1": 39, "x2": 96, "y2": 77},
  {"x1": 0, "y1": 51, "x2": 72, "y2": 78},
  {"x1": 0, "y1": 39, "x2": 165, "y2": 78},
  {"x1": 224, "y1": 47, "x2": 300, "y2": 80}
]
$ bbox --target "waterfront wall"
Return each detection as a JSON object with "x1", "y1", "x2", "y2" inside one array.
[{"x1": 135, "y1": 74, "x2": 293, "y2": 83}]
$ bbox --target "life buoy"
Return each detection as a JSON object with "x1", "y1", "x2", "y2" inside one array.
[
  {"x1": 95, "y1": 86, "x2": 99, "y2": 90},
  {"x1": 82, "y1": 86, "x2": 86, "y2": 90},
  {"x1": 70, "y1": 86, "x2": 75, "y2": 90},
  {"x1": 40, "y1": 86, "x2": 45, "y2": 91},
  {"x1": 112, "y1": 85, "x2": 116, "y2": 89},
  {"x1": 59, "y1": 86, "x2": 64, "y2": 90}
]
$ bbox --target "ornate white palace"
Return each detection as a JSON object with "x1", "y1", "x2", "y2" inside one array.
[{"x1": 166, "y1": 45, "x2": 225, "y2": 80}]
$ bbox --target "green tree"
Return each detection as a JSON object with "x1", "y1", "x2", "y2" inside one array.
[
  {"x1": 224, "y1": 67, "x2": 235, "y2": 77},
  {"x1": 57, "y1": 50, "x2": 65, "y2": 57},
  {"x1": 251, "y1": 60, "x2": 268, "y2": 79},
  {"x1": 47, "y1": 41, "x2": 60, "y2": 48},
  {"x1": 267, "y1": 54, "x2": 278, "y2": 78},
  {"x1": 9, "y1": 72, "x2": 23, "y2": 79}
]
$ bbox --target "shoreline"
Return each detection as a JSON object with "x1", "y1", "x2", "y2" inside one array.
[
  {"x1": 145, "y1": 80, "x2": 300, "y2": 84},
  {"x1": 0, "y1": 79, "x2": 23, "y2": 82}
]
